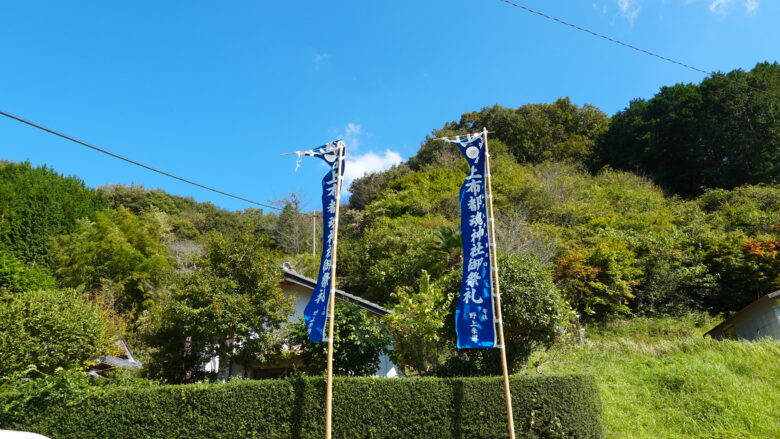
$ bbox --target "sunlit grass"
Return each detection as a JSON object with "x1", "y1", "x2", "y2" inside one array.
[{"x1": 527, "y1": 315, "x2": 780, "y2": 438}]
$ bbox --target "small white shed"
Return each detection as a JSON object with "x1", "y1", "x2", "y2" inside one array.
[{"x1": 705, "y1": 290, "x2": 780, "y2": 340}]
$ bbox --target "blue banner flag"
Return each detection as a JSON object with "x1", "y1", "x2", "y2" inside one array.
[
  {"x1": 443, "y1": 133, "x2": 496, "y2": 349},
  {"x1": 301, "y1": 141, "x2": 345, "y2": 342}
]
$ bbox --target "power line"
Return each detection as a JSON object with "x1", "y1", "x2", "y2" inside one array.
[
  {"x1": 497, "y1": 0, "x2": 712, "y2": 76},
  {"x1": 0, "y1": 109, "x2": 282, "y2": 211},
  {"x1": 495, "y1": 0, "x2": 780, "y2": 99}
]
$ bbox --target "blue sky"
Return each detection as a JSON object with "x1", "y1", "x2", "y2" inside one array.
[{"x1": 1, "y1": 0, "x2": 777, "y2": 211}]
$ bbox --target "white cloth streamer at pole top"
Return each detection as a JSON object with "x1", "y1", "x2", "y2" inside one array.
[{"x1": 288, "y1": 141, "x2": 343, "y2": 172}]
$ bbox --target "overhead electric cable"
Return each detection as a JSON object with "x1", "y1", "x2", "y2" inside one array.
[
  {"x1": 496, "y1": 0, "x2": 780, "y2": 99},
  {"x1": 497, "y1": 0, "x2": 711, "y2": 75},
  {"x1": 0, "y1": 109, "x2": 281, "y2": 211}
]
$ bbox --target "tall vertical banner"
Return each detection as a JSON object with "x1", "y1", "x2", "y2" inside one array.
[
  {"x1": 301, "y1": 141, "x2": 345, "y2": 342},
  {"x1": 444, "y1": 130, "x2": 516, "y2": 439},
  {"x1": 444, "y1": 133, "x2": 496, "y2": 349}
]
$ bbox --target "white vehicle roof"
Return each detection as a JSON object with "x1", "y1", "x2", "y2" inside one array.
[{"x1": 0, "y1": 431, "x2": 52, "y2": 439}]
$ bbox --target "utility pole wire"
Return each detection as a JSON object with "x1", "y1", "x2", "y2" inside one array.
[
  {"x1": 497, "y1": 0, "x2": 711, "y2": 75},
  {"x1": 0, "y1": 109, "x2": 282, "y2": 211},
  {"x1": 496, "y1": 0, "x2": 780, "y2": 99}
]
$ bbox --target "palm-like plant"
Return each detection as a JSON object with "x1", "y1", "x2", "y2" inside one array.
[{"x1": 428, "y1": 226, "x2": 462, "y2": 276}]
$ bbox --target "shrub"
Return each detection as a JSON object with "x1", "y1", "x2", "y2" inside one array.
[
  {"x1": 436, "y1": 254, "x2": 571, "y2": 377},
  {"x1": 0, "y1": 375, "x2": 602, "y2": 438},
  {"x1": 385, "y1": 270, "x2": 450, "y2": 375},
  {"x1": 290, "y1": 301, "x2": 390, "y2": 377},
  {"x1": 0, "y1": 288, "x2": 111, "y2": 377},
  {"x1": 0, "y1": 248, "x2": 54, "y2": 295}
]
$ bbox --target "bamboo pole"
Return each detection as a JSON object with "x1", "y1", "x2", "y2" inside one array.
[
  {"x1": 482, "y1": 128, "x2": 516, "y2": 439},
  {"x1": 324, "y1": 142, "x2": 345, "y2": 439},
  {"x1": 312, "y1": 211, "x2": 317, "y2": 256}
]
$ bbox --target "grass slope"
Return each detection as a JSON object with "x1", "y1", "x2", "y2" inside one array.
[{"x1": 529, "y1": 316, "x2": 780, "y2": 438}]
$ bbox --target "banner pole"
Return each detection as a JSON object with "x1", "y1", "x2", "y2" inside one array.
[
  {"x1": 324, "y1": 142, "x2": 344, "y2": 439},
  {"x1": 482, "y1": 128, "x2": 516, "y2": 439}
]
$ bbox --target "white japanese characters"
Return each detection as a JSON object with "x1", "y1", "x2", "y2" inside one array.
[
  {"x1": 303, "y1": 142, "x2": 344, "y2": 342},
  {"x1": 444, "y1": 134, "x2": 496, "y2": 348}
]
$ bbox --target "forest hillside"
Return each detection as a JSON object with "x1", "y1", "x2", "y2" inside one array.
[{"x1": 1, "y1": 62, "x2": 779, "y2": 384}]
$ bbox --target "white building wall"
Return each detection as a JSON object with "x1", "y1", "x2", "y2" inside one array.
[
  {"x1": 202, "y1": 280, "x2": 402, "y2": 379},
  {"x1": 375, "y1": 351, "x2": 400, "y2": 378},
  {"x1": 282, "y1": 281, "x2": 401, "y2": 378},
  {"x1": 286, "y1": 282, "x2": 315, "y2": 326}
]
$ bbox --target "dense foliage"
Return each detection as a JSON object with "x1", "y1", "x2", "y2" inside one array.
[
  {"x1": 52, "y1": 206, "x2": 173, "y2": 318},
  {"x1": 0, "y1": 161, "x2": 106, "y2": 265},
  {"x1": 290, "y1": 301, "x2": 390, "y2": 376},
  {"x1": 0, "y1": 375, "x2": 602, "y2": 438},
  {"x1": 594, "y1": 62, "x2": 780, "y2": 196},
  {"x1": 140, "y1": 232, "x2": 292, "y2": 382},
  {"x1": 2, "y1": 61, "x2": 780, "y2": 385},
  {"x1": 384, "y1": 270, "x2": 450, "y2": 375},
  {"x1": 0, "y1": 248, "x2": 54, "y2": 295},
  {"x1": 432, "y1": 254, "x2": 571, "y2": 377},
  {"x1": 0, "y1": 288, "x2": 112, "y2": 377},
  {"x1": 410, "y1": 98, "x2": 609, "y2": 169}
]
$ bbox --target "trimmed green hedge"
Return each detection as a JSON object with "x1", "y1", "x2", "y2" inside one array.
[{"x1": 1, "y1": 375, "x2": 601, "y2": 438}]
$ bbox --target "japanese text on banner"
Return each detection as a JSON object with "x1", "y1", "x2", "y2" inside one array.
[
  {"x1": 302, "y1": 141, "x2": 344, "y2": 343},
  {"x1": 444, "y1": 134, "x2": 496, "y2": 349}
]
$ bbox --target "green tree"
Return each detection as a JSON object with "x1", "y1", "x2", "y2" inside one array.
[
  {"x1": 101, "y1": 184, "x2": 180, "y2": 215},
  {"x1": 631, "y1": 237, "x2": 719, "y2": 316},
  {"x1": 499, "y1": 253, "x2": 571, "y2": 364},
  {"x1": 437, "y1": 254, "x2": 570, "y2": 376},
  {"x1": 410, "y1": 98, "x2": 609, "y2": 169},
  {"x1": 384, "y1": 270, "x2": 450, "y2": 375},
  {"x1": 348, "y1": 164, "x2": 411, "y2": 210},
  {"x1": 339, "y1": 215, "x2": 452, "y2": 303},
  {"x1": 702, "y1": 232, "x2": 780, "y2": 312},
  {"x1": 273, "y1": 194, "x2": 309, "y2": 255},
  {"x1": 741, "y1": 237, "x2": 780, "y2": 295},
  {"x1": 699, "y1": 185, "x2": 780, "y2": 236},
  {"x1": 0, "y1": 161, "x2": 106, "y2": 265},
  {"x1": 364, "y1": 167, "x2": 464, "y2": 219},
  {"x1": 594, "y1": 62, "x2": 780, "y2": 195},
  {"x1": 554, "y1": 238, "x2": 641, "y2": 322},
  {"x1": 0, "y1": 288, "x2": 111, "y2": 377},
  {"x1": 428, "y1": 227, "x2": 463, "y2": 276},
  {"x1": 51, "y1": 206, "x2": 173, "y2": 317},
  {"x1": 140, "y1": 232, "x2": 292, "y2": 383},
  {"x1": 290, "y1": 301, "x2": 389, "y2": 376},
  {"x1": 101, "y1": 184, "x2": 277, "y2": 240},
  {"x1": 0, "y1": 248, "x2": 55, "y2": 296},
  {"x1": 692, "y1": 184, "x2": 780, "y2": 312}
]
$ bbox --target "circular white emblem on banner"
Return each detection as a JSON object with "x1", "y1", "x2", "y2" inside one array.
[
  {"x1": 465, "y1": 146, "x2": 479, "y2": 159},
  {"x1": 324, "y1": 153, "x2": 337, "y2": 163}
]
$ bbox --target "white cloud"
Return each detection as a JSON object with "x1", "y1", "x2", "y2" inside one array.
[
  {"x1": 709, "y1": 0, "x2": 731, "y2": 14},
  {"x1": 343, "y1": 150, "x2": 403, "y2": 192},
  {"x1": 617, "y1": 0, "x2": 641, "y2": 22},
  {"x1": 592, "y1": 2, "x2": 609, "y2": 15},
  {"x1": 330, "y1": 123, "x2": 403, "y2": 194},
  {"x1": 342, "y1": 123, "x2": 362, "y2": 150},
  {"x1": 745, "y1": 0, "x2": 759, "y2": 13},
  {"x1": 312, "y1": 53, "x2": 331, "y2": 70}
]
